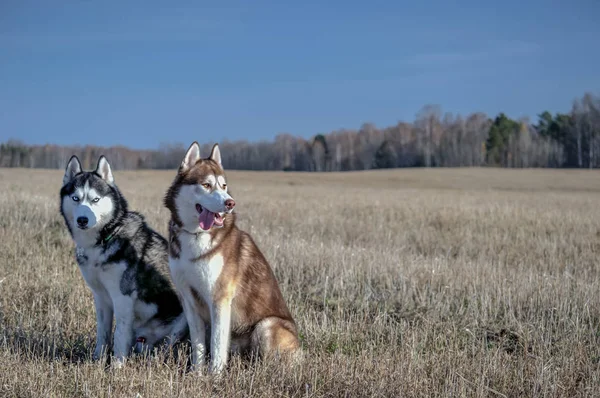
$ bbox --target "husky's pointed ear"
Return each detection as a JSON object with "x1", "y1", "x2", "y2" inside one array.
[
  {"x1": 95, "y1": 156, "x2": 114, "y2": 184},
  {"x1": 63, "y1": 155, "x2": 82, "y2": 186},
  {"x1": 209, "y1": 143, "x2": 222, "y2": 167},
  {"x1": 180, "y1": 141, "x2": 201, "y2": 173}
]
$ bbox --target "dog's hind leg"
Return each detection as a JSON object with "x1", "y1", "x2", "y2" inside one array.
[{"x1": 251, "y1": 317, "x2": 302, "y2": 363}]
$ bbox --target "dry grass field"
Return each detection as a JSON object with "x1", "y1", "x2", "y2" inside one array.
[{"x1": 1, "y1": 167, "x2": 600, "y2": 397}]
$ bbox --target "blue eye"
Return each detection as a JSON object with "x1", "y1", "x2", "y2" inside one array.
[
  {"x1": 92, "y1": 198, "x2": 100, "y2": 203},
  {"x1": 72, "y1": 196, "x2": 80, "y2": 202}
]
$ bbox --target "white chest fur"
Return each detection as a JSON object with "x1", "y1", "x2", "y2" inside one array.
[
  {"x1": 169, "y1": 232, "x2": 225, "y2": 306},
  {"x1": 76, "y1": 245, "x2": 123, "y2": 292}
]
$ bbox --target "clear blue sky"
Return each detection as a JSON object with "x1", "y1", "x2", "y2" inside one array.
[{"x1": 1, "y1": 1, "x2": 598, "y2": 149}]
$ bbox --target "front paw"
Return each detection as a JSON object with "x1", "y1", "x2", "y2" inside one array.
[
  {"x1": 111, "y1": 357, "x2": 126, "y2": 370},
  {"x1": 209, "y1": 361, "x2": 226, "y2": 376},
  {"x1": 188, "y1": 359, "x2": 205, "y2": 375},
  {"x1": 92, "y1": 346, "x2": 108, "y2": 361}
]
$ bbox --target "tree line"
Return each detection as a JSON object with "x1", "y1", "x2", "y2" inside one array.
[{"x1": 1, "y1": 92, "x2": 598, "y2": 171}]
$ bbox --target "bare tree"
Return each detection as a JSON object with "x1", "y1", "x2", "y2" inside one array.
[
  {"x1": 415, "y1": 105, "x2": 442, "y2": 167},
  {"x1": 0, "y1": 90, "x2": 595, "y2": 171}
]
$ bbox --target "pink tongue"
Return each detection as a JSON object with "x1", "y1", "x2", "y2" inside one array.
[{"x1": 199, "y1": 208, "x2": 215, "y2": 230}]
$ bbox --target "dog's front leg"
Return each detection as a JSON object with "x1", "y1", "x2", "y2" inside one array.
[
  {"x1": 92, "y1": 292, "x2": 113, "y2": 361},
  {"x1": 111, "y1": 295, "x2": 134, "y2": 368},
  {"x1": 210, "y1": 300, "x2": 232, "y2": 374},
  {"x1": 181, "y1": 293, "x2": 207, "y2": 370}
]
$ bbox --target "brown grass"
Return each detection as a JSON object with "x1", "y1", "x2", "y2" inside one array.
[{"x1": 1, "y1": 167, "x2": 599, "y2": 397}]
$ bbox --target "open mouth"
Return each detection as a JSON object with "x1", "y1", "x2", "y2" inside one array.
[{"x1": 195, "y1": 204, "x2": 224, "y2": 231}]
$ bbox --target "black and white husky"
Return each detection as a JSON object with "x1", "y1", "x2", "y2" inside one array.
[{"x1": 60, "y1": 155, "x2": 188, "y2": 367}]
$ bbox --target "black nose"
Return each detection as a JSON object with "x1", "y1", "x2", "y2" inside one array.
[{"x1": 76, "y1": 217, "x2": 88, "y2": 227}]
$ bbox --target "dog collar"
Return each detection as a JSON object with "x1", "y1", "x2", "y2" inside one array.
[
  {"x1": 170, "y1": 220, "x2": 200, "y2": 236},
  {"x1": 101, "y1": 226, "x2": 121, "y2": 246}
]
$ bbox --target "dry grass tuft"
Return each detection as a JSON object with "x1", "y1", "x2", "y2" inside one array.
[{"x1": 1, "y1": 167, "x2": 599, "y2": 397}]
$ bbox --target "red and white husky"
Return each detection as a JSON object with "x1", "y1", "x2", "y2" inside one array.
[{"x1": 164, "y1": 142, "x2": 300, "y2": 374}]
